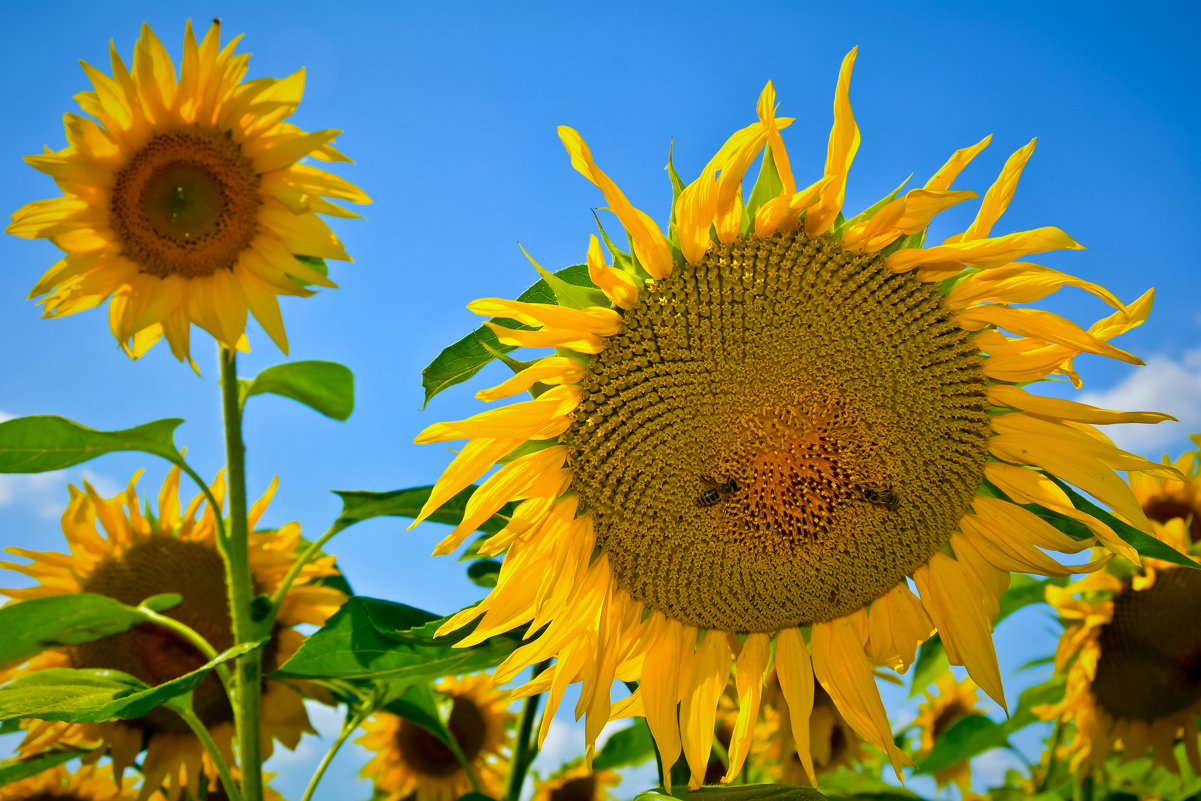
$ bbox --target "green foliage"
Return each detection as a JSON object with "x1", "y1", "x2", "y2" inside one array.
[
  {"x1": 0, "y1": 415, "x2": 183, "y2": 473},
  {"x1": 466, "y1": 560, "x2": 501, "y2": 588},
  {"x1": 0, "y1": 749, "x2": 83, "y2": 786},
  {"x1": 635, "y1": 786, "x2": 828, "y2": 801},
  {"x1": 0, "y1": 594, "x2": 147, "y2": 667},
  {"x1": 917, "y1": 715, "x2": 1008, "y2": 773},
  {"x1": 240, "y1": 360, "x2": 355, "y2": 421},
  {"x1": 593, "y1": 719, "x2": 656, "y2": 771},
  {"x1": 272, "y1": 596, "x2": 519, "y2": 681},
  {"x1": 813, "y1": 771, "x2": 926, "y2": 800},
  {"x1": 0, "y1": 641, "x2": 257, "y2": 723},
  {"x1": 420, "y1": 263, "x2": 593, "y2": 406},
  {"x1": 330, "y1": 484, "x2": 513, "y2": 537}
]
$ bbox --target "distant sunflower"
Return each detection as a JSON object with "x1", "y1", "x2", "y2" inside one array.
[
  {"x1": 1043, "y1": 515, "x2": 1201, "y2": 774},
  {"x1": 357, "y1": 675, "x2": 513, "y2": 801},
  {"x1": 0, "y1": 764, "x2": 156, "y2": 800},
  {"x1": 0, "y1": 468, "x2": 346, "y2": 799},
  {"x1": 914, "y1": 675, "x2": 987, "y2": 791},
  {"x1": 415, "y1": 49, "x2": 1175, "y2": 789},
  {"x1": 6, "y1": 21, "x2": 369, "y2": 365},
  {"x1": 1130, "y1": 437, "x2": 1200, "y2": 543},
  {"x1": 532, "y1": 764, "x2": 621, "y2": 801},
  {"x1": 757, "y1": 676, "x2": 864, "y2": 784}
]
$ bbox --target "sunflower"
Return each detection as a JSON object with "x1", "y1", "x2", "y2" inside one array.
[
  {"x1": 756, "y1": 675, "x2": 864, "y2": 784},
  {"x1": 913, "y1": 675, "x2": 987, "y2": 791},
  {"x1": 356, "y1": 674, "x2": 513, "y2": 801},
  {"x1": 0, "y1": 468, "x2": 346, "y2": 800},
  {"x1": 531, "y1": 764, "x2": 621, "y2": 801},
  {"x1": 1129, "y1": 436, "x2": 1200, "y2": 543},
  {"x1": 414, "y1": 49, "x2": 1176, "y2": 790},
  {"x1": 1042, "y1": 514, "x2": 1201, "y2": 774},
  {"x1": 0, "y1": 764, "x2": 159, "y2": 801},
  {"x1": 6, "y1": 20, "x2": 369, "y2": 366}
]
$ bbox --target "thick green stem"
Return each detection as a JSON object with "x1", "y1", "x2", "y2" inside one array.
[
  {"x1": 504, "y1": 660, "x2": 551, "y2": 801},
  {"x1": 177, "y1": 705, "x2": 245, "y2": 801},
  {"x1": 220, "y1": 349, "x2": 263, "y2": 801},
  {"x1": 1036, "y1": 719, "x2": 1064, "y2": 793}
]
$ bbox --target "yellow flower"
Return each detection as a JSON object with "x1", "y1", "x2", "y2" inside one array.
[
  {"x1": 531, "y1": 764, "x2": 621, "y2": 801},
  {"x1": 416, "y1": 49, "x2": 1174, "y2": 790},
  {"x1": 6, "y1": 21, "x2": 369, "y2": 366},
  {"x1": 1129, "y1": 436, "x2": 1200, "y2": 543},
  {"x1": 0, "y1": 764, "x2": 159, "y2": 800},
  {"x1": 356, "y1": 675, "x2": 513, "y2": 801},
  {"x1": 1042, "y1": 503, "x2": 1201, "y2": 774},
  {"x1": 913, "y1": 675, "x2": 987, "y2": 791},
  {"x1": 0, "y1": 468, "x2": 346, "y2": 800}
]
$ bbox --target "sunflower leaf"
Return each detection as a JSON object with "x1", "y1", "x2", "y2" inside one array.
[
  {"x1": 242, "y1": 360, "x2": 354, "y2": 421},
  {"x1": 0, "y1": 416, "x2": 183, "y2": 473},
  {"x1": 466, "y1": 560, "x2": 501, "y2": 588},
  {"x1": 331, "y1": 485, "x2": 514, "y2": 538},
  {"x1": 907, "y1": 635, "x2": 949, "y2": 698},
  {"x1": 0, "y1": 594, "x2": 147, "y2": 666},
  {"x1": 272, "y1": 596, "x2": 519, "y2": 682},
  {"x1": 594, "y1": 719, "x2": 656, "y2": 771},
  {"x1": 1046, "y1": 477, "x2": 1200, "y2": 569},
  {"x1": 917, "y1": 714, "x2": 1008, "y2": 774},
  {"x1": 635, "y1": 786, "x2": 828, "y2": 801},
  {"x1": 0, "y1": 641, "x2": 257, "y2": 723},
  {"x1": 380, "y1": 683, "x2": 461, "y2": 753},
  {"x1": 420, "y1": 264, "x2": 593, "y2": 407},
  {"x1": 0, "y1": 749, "x2": 85, "y2": 786}
]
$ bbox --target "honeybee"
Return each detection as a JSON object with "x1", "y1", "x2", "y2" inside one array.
[
  {"x1": 696, "y1": 476, "x2": 740, "y2": 507},
  {"x1": 859, "y1": 484, "x2": 900, "y2": 511}
]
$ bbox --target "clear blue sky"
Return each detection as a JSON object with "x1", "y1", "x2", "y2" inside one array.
[{"x1": 2, "y1": 1, "x2": 1199, "y2": 798}]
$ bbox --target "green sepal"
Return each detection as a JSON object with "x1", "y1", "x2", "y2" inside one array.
[
  {"x1": 744, "y1": 143, "x2": 784, "y2": 226},
  {"x1": 420, "y1": 264, "x2": 593, "y2": 407},
  {"x1": 524, "y1": 249, "x2": 609, "y2": 309},
  {"x1": 877, "y1": 227, "x2": 927, "y2": 260},
  {"x1": 0, "y1": 416, "x2": 183, "y2": 474},
  {"x1": 592, "y1": 212, "x2": 640, "y2": 280},
  {"x1": 239, "y1": 360, "x2": 354, "y2": 421},
  {"x1": 830, "y1": 176, "x2": 910, "y2": 239}
]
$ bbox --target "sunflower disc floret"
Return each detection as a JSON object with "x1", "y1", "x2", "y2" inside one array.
[{"x1": 416, "y1": 48, "x2": 1176, "y2": 789}]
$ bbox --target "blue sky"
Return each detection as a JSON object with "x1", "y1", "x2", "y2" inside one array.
[{"x1": 1, "y1": 1, "x2": 1200, "y2": 798}]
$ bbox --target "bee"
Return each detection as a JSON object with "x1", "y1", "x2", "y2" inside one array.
[
  {"x1": 696, "y1": 476, "x2": 740, "y2": 507},
  {"x1": 859, "y1": 484, "x2": 900, "y2": 511}
]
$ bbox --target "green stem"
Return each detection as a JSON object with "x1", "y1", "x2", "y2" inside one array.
[
  {"x1": 504, "y1": 660, "x2": 551, "y2": 801},
  {"x1": 1036, "y1": 719, "x2": 1063, "y2": 793},
  {"x1": 175, "y1": 460, "x2": 227, "y2": 544},
  {"x1": 136, "y1": 605, "x2": 232, "y2": 693},
  {"x1": 266, "y1": 521, "x2": 340, "y2": 622},
  {"x1": 220, "y1": 348, "x2": 263, "y2": 801},
  {"x1": 300, "y1": 706, "x2": 365, "y2": 801},
  {"x1": 176, "y1": 705, "x2": 245, "y2": 801}
]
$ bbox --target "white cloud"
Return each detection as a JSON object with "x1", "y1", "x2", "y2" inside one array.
[
  {"x1": 0, "y1": 409, "x2": 12, "y2": 423},
  {"x1": 1078, "y1": 348, "x2": 1201, "y2": 456},
  {"x1": 0, "y1": 470, "x2": 69, "y2": 518}
]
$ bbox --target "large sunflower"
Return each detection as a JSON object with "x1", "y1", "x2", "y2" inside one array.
[
  {"x1": 6, "y1": 21, "x2": 369, "y2": 366},
  {"x1": 414, "y1": 49, "x2": 1175, "y2": 789},
  {"x1": 356, "y1": 674, "x2": 513, "y2": 801},
  {"x1": 1042, "y1": 512, "x2": 1201, "y2": 774},
  {"x1": 913, "y1": 675, "x2": 987, "y2": 791},
  {"x1": 0, "y1": 468, "x2": 346, "y2": 799},
  {"x1": 0, "y1": 764, "x2": 159, "y2": 801}
]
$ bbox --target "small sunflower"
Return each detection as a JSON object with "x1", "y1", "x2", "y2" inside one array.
[
  {"x1": 0, "y1": 468, "x2": 346, "y2": 799},
  {"x1": 532, "y1": 764, "x2": 621, "y2": 801},
  {"x1": 913, "y1": 675, "x2": 987, "y2": 791},
  {"x1": 1042, "y1": 516, "x2": 1201, "y2": 774},
  {"x1": 756, "y1": 676, "x2": 864, "y2": 784},
  {"x1": 0, "y1": 764, "x2": 157, "y2": 801},
  {"x1": 415, "y1": 49, "x2": 1175, "y2": 789},
  {"x1": 6, "y1": 21, "x2": 369, "y2": 365},
  {"x1": 1130, "y1": 436, "x2": 1200, "y2": 543},
  {"x1": 356, "y1": 675, "x2": 513, "y2": 801}
]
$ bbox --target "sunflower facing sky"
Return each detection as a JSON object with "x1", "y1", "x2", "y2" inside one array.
[
  {"x1": 1041, "y1": 442, "x2": 1201, "y2": 775},
  {"x1": 414, "y1": 49, "x2": 1176, "y2": 789},
  {"x1": 0, "y1": 468, "x2": 346, "y2": 800},
  {"x1": 6, "y1": 20, "x2": 369, "y2": 366},
  {"x1": 356, "y1": 674, "x2": 513, "y2": 801}
]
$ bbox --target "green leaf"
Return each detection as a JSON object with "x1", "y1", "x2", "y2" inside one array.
[
  {"x1": 242, "y1": 361, "x2": 354, "y2": 421},
  {"x1": 996, "y1": 575, "x2": 1066, "y2": 620},
  {"x1": 1046, "y1": 477, "x2": 1198, "y2": 569},
  {"x1": 420, "y1": 264, "x2": 593, "y2": 407},
  {"x1": 0, "y1": 594, "x2": 147, "y2": 667},
  {"x1": 917, "y1": 714, "x2": 1007, "y2": 774},
  {"x1": 140, "y1": 593, "x2": 183, "y2": 612},
  {"x1": 811, "y1": 770, "x2": 926, "y2": 800},
  {"x1": 466, "y1": 560, "x2": 501, "y2": 588},
  {"x1": 908, "y1": 635, "x2": 948, "y2": 697},
  {"x1": 636, "y1": 786, "x2": 828, "y2": 801},
  {"x1": 0, "y1": 416, "x2": 183, "y2": 473},
  {"x1": 273, "y1": 597, "x2": 519, "y2": 682},
  {"x1": 381, "y1": 684, "x2": 457, "y2": 750},
  {"x1": 0, "y1": 641, "x2": 258, "y2": 723},
  {"x1": 292, "y1": 254, "x2": 330, "y2": 287},
  {"x1": 0, "y1": 749, "x2": 83, "y2": 786},
  {"x1": 593, "y1": 719, "x2": 655, "y2": 771},
  {"x1": 331, "y1": 484, "x2": 514, "y2": 537}
]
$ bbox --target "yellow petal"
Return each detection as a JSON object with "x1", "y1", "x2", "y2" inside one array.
[
  {"x1": 681, "y1": 630, "x2": 733, "y2": 789},
  {"x1": 414, "y1": 385, "x2": 581, "y2": 443},
  {"x1": 476, "y1": 356, "x2": 588, "y2": 402},
  {"x1": 724, "y1": 632, "x2": 770, "y2": 782},
  {"x1": 867, "y1": 580, "x2": 934, "y2": 672},
  {"x1": 888, "y1": 226, "x2": 1083, "y2": 277},
  {"x1": 640, "y1": 615, "x2": 686, "y2": 789},
  {"x1": 948, "y1": 138, "x2": 1036, "y2": 244},
  {"x1": 988, "y1": 384, "x2": 1173, "y2": 426},
  {"x1": 947, "y1": 261, "x2": 1127, "y2": 312},
  {"x1": 775, "y1": 627, "x2": 817, "y2": 786},
  {"x1": 805, "y1": 48, "x2": 860, "y2": 236},
  {"x1": 469, "y1": 298, "x2": 622, "y2": 336},
  {"x1": 959, "y1": 304, "x2": 1141, "y2": 365},
  {"x1": 586, "y1": 235, "x2": 638, "y2": 310},
  {"x1": 924, "y1": 135, "x2": 992, "y2": 191}
]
